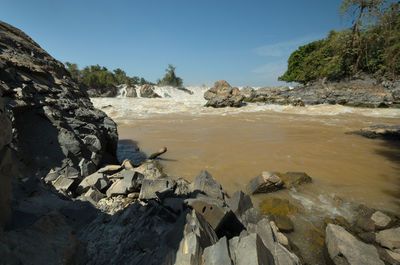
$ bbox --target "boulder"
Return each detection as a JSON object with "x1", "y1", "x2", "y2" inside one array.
[
  {"x1": 77, "y1": 172, "x2": 110, "y2": 194},
  {"x1": 247, "y1": 172, "x2": 284, "y2": 195},
  {"x1": 204, "y1": 81, "x2": 244, "y2": 108},
  {"x1": 189, "y1": 170, "x2": 225, "y2": 200},
  {"x1": 83, "y1": 187, "x2": 106, "y2": 204},
  {"x1": 52, "y1": 176, "x2": 75, "y2": 192},
  {"x1": 371, "y1": 211, "x2": 392, "y2": 229},
  {"x1": 97, "y1": 164, "x2": 123, "y2": 175},
  {"x1": 106, "y1": 171, "x2": 144, "y2": 197},
  {"x1": 134, "y1": 161, "x2": 163, "y2": 179},
  {"x1": 125, "y1": 86, "x2": 137, "y2": 97},
  {"x1": 139, "y1": 179, "x2": 175, "y2": 200},
  {"x1": 79, "y1": 158, "x2": 97, "y2": 178},
  {"x1": 259, "y1": 197, "x2": 298, "y2": 217},
  {"x1": 376, "y1": 227, "x2": 400, "y2": 251},
  {"x1": 281, "y1": 172, "x2": 312, "y2": 188},
  {"x1": 227, "y1": 190, "x2": 253, "y2": 217},
  {"x1": 353, "y1": 125, "x2": 400, "y2": 140},
  {"x1": 229, "y1": 233, "x2": 275, "y2": 265},
  {"x1": 140, "y1": 84, "x2": 161, "y2": 98},
  {"x1": 270, "y1": 221, "x2": 290, "y2": 248},
  {"x1": 203, "y1": 236, "x2": 232, "y2": 265},
  {"x1": 325, "y1": 224, "x2": 384, "y2": 265},
  {"x1": 269, "y1": 214, "x2": 294, "y2": 233}
]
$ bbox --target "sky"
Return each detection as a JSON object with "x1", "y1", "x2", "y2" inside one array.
[{"x1": 0, "y1": 0, "x2": 350, "y2": 86}]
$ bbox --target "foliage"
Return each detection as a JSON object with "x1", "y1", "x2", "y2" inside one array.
[
  {"x1": 157, "y1": 64, "x2": 183, "y2": 87},
  {"x1": 279, "y1": 1, "x2": 400, "y2": 84},
  {"x1": 64, "y1": 63, "x2": 153, "y2": 90}
]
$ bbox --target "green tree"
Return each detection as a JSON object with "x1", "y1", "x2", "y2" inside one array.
[{"x1": 157, "y1": 64, "x2": 183, "y2": 87}]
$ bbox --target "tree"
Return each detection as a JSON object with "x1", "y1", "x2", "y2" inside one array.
[
  {"x1": 157, "y1": 64, "x2": 183, "y2": 87},
  {"x1": 339, "y1": 0, "x2": 386, "y2": 73}
]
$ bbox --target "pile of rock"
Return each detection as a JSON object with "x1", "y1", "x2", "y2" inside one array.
[{"x1": 204, "y1": 80, "x2": 245, "y2": 108}]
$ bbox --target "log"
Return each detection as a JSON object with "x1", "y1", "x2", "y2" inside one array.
[{"x1": 148, "y1": 147, "x2": 167, "y2": 160}]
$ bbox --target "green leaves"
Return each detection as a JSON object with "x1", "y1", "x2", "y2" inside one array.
[{"x1": 157, "y1": 64, "x2": 183, "y2": 87}]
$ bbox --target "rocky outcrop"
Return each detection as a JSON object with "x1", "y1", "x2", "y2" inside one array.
[
  {"x1": 204, "y1": 80, "x2": 244, "y2": 108},
  {"x1": 351, "y1": 125, "x2": 400, "y2": 141},
  {"x1": 140, "y1": 84, "x2": 161, "y2": 98}
]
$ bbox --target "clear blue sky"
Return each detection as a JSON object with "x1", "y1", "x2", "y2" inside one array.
[{"x1": 1, "y1": 0, "x2": 349, "y2": 86}]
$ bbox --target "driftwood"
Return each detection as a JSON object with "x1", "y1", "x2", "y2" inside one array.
[{"x1": 148, "y1": 147, "x2": 167, "y2": 160}]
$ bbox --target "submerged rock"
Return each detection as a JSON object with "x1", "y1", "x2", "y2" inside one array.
[
  {"x1": 259, "y1": 197, "x2": 299, "y2": 217},
  {"x1": 281, "y1": 172, "x2": 312, "y2": 188},
  {"x1": 352, "y1": 125, "x2": 400, "y2": 141}
]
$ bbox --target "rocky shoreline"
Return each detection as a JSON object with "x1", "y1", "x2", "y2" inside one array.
[
  {"x1": 204, "y1": 78, "x2": 400, "y2": 109},
  {"x1": 1, "y1": 20, "x2": 400, "y2": 265}
]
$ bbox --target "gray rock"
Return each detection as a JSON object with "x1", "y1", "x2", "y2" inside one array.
[
  {"x1": 52, "y1": 175, "x2": 75, "y2": 192},
  {"x1": 134, "y1": 161, "x2": 163, "y2": 179},
  {"x1": 79, "y1": 158, "x2": 97, "y2": 178},
  {"x1": 140, "y1": 84, "x2": 161, "y2": 98},
  {"x1": 326, "y1": 224, "x2": 384, "y2": 265},
  {"x1": 376, "y1": 227, "x2": 400, "y2": 251},
  {"x1": 139, "y1": 179, "x2": 175, "y2": 200},
  {"x1": 125, "y1": 86, "x2": 137, "y2": 97},
  {"x1": 83, "y1": 135, "x2": 102, "y2": 153},
  {"x1": 77, "y1": 172, "x2": 110, "y2": 194},
  {"x1": 190, "y1": 170, "x2": 225, "y2": 200},
  {"x1": 106, "y1": 171, "x2": 144, "y2": 197},
  {"x1": 203, "y1": 236, "x2": 232, "y2": 265},
  {"x1": 281, "y1": 172, "x2": 312, "y2": 188},
  {"x1": 97, "y1": 164, "x2": 123, "y2": 175},
  {"x1": 227, "y1": 190, "x2": 253, "y2": 216},
  {"x1": 204, "y1": 81, "x2": 244, "y2": 108},
  {"x1": 353, "y1": 125, "x2": 400, "y2": 140},
  {"x1": 84, "y1": 187, "x2": 105, "y2": 204},
  {"x1": 229, "y1": 233, "x2": 275, "y2": 265},
  {"x1": 371, "y1": 211, "x2": 391, "y2": 229},
  {"x1": 247, "y1": 172, "x2": 284, "y2": 195}
]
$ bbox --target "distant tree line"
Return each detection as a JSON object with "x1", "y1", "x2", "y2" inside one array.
[
  {"x1": 279, "y1": 0, "x2": 400, "y2": 84},
  {"x1": 64, "y1": 63, "x2": 154, "y2": 90}
]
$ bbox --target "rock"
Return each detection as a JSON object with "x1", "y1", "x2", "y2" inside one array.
[
  {"x1": 83, "y1": 187, "x2": 106, "y2": 204},
  {"x1": 239, "y1": 208, "x2": 263, "y2": 228},
  {"x1": 357, "y1": 232, "x2": 376, "y2": 244},
  {"x1": 229, "y1": 233, "x2": 275, "y2": 265},
  {"x1": 269, "y1": 214, "x2": 294, "y2": 233},
  {"x1": 382, "y1": 248, "x2": 400, "y2": 265},
  {"x1": 83, "y1": 135, "x2": 102, "y2": 153},
  {"x1": 139, "y1": 179, "x2": 175, "y2": 200},
  {"x1": 270, "y1": 221, "x2": 290, "y2": 248},
  {"x1": 174, "y1": 177, "x2": 191, "y2": 196},
  {"x1": 227, "y1": 190, "x2": 253, "y2": 217},
  {"x1": 79, "y1": 158, "x2": 97, "y2": 178},
  {"x1": 281, "y1": 172, "x2": 312, "y2": 188},
  {"x1": 371, "y1": 211, "x2": 391, "y2": 229},
  {"x1": 148, "y1": 146, "x2": 167, "y2": 159},
  {"x1": 125, "y1": 86, "x2": 137, "y2": 97},
  {"x1": 376, "y1": 227, "x2": 400, "y2": 250},
  {"x1": 121, "y1": 159, "x2": 134, "y2": 170},
  {"x1": 247, "y1": 172, "x2": 284, "y2": 195},
  {"x1": 259, "y1": 197, "x2": 299, "y2": 217},
  {"x1": 190, "y1": 170, "x2": 225, "y2": 200},
  {"x1": 214, "y1": 80, "x2": 232, "y2": 89},
  {"x1": 203, "y1": 236, "x2": 232, "y2": 265},
  {"x1": 77, "y1": 172, "x2": 110, "y2": 194},
  {"x1": 352, "y1": 125, "x2": 400, "y2": 140},
  {"x1": 106, "y1": 171, "x2": 144, "y2": 197},
  {"x1": 134, "y1": 161, "x2": 163, "y2": 179},
  {"x1": 52, "y1": 175, "x2": 75, "y2": 192},
  {"x1": 204, "y1": 85, "x2": 245, "y2": 108},
  {"x1": 356, "y1": 216, "x2": 376, "y2": 232},
  {"x1": 140, "y1": 84, "x2": 161, "y2": 98},
  {"x1": 97, "y1": 164, "x2": 123, "y2": 175},
  {"x1": 185, "y1": 194, "x2": 244, "y2": 238},
  {"x1": 325, "y1": 224, "x2": 384, "y2": 265}
]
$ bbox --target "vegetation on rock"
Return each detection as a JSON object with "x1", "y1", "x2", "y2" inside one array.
[
  {"x1": 279, "y1": 1, "x2": 400, "y2": 84},
  {"x1": 156, "y1": 64, "x2": 183, "y2": 87}
]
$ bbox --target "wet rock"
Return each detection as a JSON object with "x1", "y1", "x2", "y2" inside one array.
[
  {"x1": 229, "y1": 233, "x2": 275, "y2": 265},
  {"x1": 190, "y1": 170, "x2": 225, "y2": 200},
  {"x1": 77, "y1": 172, "x2": 110, "y2": 194},
  {"x1": 140, "y1": 84, "x2": 161, "y2": 98},
  {"x1": 227, "y1": 190, "x2": 253, "y2": 217},
  {"x1": 203, "y1": 236, "x2": 232, "y2": 265},
  {"x1": 281, "y1": 172, "x2": 312, "y2": 188},
  {"x1": 204, "y1": 80, "x2": 244, "y2": 108},
  {"x1": 259, "y1": 197, "x2": 298, "y2": 217},
  {"x1": 325, "y1": 224, "x2": 384, "y2": 265},
  {"x1": 352, "y1": 125, "x2": 400, "y2": 140},
  {"x1": 356, "y1": 216, "x2": 376, "y2": 232},
  {"x1": 269, "y1": 214, "x2": 294, "y2": 233},
  {"x1": 324, "y1": 215, "x2": 352, "y2": 232},
  {"x1": 270, "y1": 221, "x2": 290, "y2": 248},
  {"x1": 371, "y1": 211, "x2": 392, "y2": 229},
  {"x1": 357, "y1": 232, "x2": 376, "y2": 244},
  {"x1": 139, "y1": 179, "x2": 175, "y2": 200},
  {"x1": 247, "y1": 172, "x2": 284, "y2": 195},
  {"x1": 125, "y1": 86, "x2": 137, "y2": 97},
  {"x1": 376, "y1": 227, "x2": 400, "y2": 251}
]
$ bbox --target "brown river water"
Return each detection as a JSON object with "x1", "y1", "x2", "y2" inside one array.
[{"x1": 92, "y1": 88, "x2": 400, "y2": 217}]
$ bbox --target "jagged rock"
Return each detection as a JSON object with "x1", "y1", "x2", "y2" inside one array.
[
  {"x1": 247, "y1": 172, "x2": 284, "y2": 195},
  {"x1": 270, "y1": 221, "x2": 290, "y2": 248},
  {"x1": 79, "y1": 158, "x2": 97, "y2": 178},
  {"x1": 376, "y1": 227, "x2": 400, "y2": 251},
  {"x1": 52, "y1": 175, "x2": 75, "y2": 192},
  {"x1": 377, "y1": 247, "x2": 400, "y2": 265},
  {"x1": 83, "y1": 187, "x2": 105, "y2": 204},
  {"x1": 204, "y1": 83, "x2": 245, "y2": 108},
  {"x1": 97, "y1": 164, "x2": 123, "y2": 175},
  {"x1": 174, "y1": 177, "x2": 191, "y2": 196},
  {"x1": 139, "y1": 179, "x2": 175, "y2": 200},
  {"x1": 281, "y1": 172, "x2": 312, "y2": 188},
  {"x1": 227, "y1": 190, "x2": 253, "y2": 216},
  {"x1": 83, "y1": 135, "x2": 102, "y2": 153},
  {"x1": 371, "y1": 211, "x2": 392, "y2": 229},
  {"x1": 121, "y1": 159, "x2": 134, "y2": 170},
  {"x1": 134, "y1": 161, "x2": 163, "y2": 179},
  {"x1": 229, "y1": 233, "x2": 275, "y2": 265},
  {"x1": 203, "y1": 236, "x2": 232, "y2": 265},
  {"x1": 239, "y1": 208, "x2": 263, "y2": 228},
  {"x1": 106, "y1": 171, "x2": 144, "y2": 197},
  {"x1": 325, "y1": 224, "x2": 384, "y2": 265},
  {"x1": 77, "y1": 172, "x2": 110, "y2": 194},
  {"x1": 140, "y1": 84, "x2": 161, "y2": 98},
  {"x1": 190, "y1": 170, "x2": 225, "y2": 200}
]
